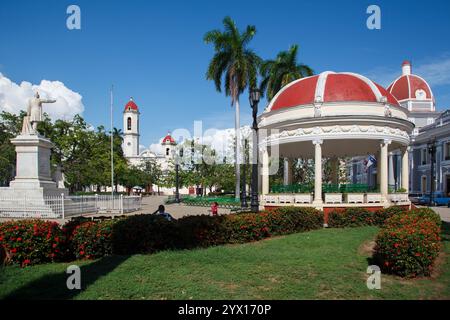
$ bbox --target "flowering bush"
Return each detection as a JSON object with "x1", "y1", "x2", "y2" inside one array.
[
  {"x1": 328, "y1": 207, "x2": 373, "y2": 227},
  {"x1": 176, "y1": 215, "x2": 228, "y2": 248},
  {"x1": 328, "y1": 206, "x2": 408, "y2": 228},
  {"x1": 372, "y1": 206, "x2": 408, "y2": 226},
  {"x1": 71, "y1": 220, "x2": 116, "y2": 260},
  {"x1": 374, "y1": 208, "x2": 442, "y2": 277},
  {"x1": 0, "y1": 219, "x2": 65, "y2": 266}
]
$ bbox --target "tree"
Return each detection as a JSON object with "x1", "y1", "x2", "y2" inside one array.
[
  {"x1": 139, "y1": 158, "x2": 163, "y2": 194},
  {"x1": 260, "y1": 44, "x2": 313, "y2": 100},
  {"x1": 0, "y1": 111, "x2": 26, "y2": 185},
  {"x1": 204, "y1": 16, "x2": 261, "y2": 199}
]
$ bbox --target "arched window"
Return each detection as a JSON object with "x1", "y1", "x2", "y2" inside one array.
[
  {"x1": 166, "y1": 148, "x2": 170, "y2": 156},
  {"x1": 127, "y1": 117, "x2": 132, "y2": 130}
]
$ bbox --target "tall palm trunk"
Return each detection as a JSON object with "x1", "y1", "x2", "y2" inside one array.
[{"x1": 235, "y1": 97, "x2": 241, "y2": 200}]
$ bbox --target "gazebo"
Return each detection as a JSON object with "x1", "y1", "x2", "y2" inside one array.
[{"x1": 257, "y1": 71, "x2": 414, "y2": 215}]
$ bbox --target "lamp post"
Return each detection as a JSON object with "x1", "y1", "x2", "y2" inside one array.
[
  {"x1": 427, "y1": 138, "x2": 437, "y2": 206},
  {"x1": 241, "y1": 139, "x2": 248, "y2": 208},
  {"x1": 249, "y1": 88, "x2": 261, "y2": 213},
  {"x1": 175, "y1": 147, "x2": 184, "y2": 204}
]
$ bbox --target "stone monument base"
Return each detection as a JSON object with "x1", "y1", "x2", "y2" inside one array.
[{"x1": 0, "y1": 134, "x2": 68, "y2": 218}]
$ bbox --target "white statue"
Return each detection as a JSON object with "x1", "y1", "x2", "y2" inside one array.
[{"x1": 22, "y1": 92, "x2": 56, "y2": 134}]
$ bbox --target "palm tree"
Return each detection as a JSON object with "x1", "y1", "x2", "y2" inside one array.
[
  {"x1": 260, "y1": 44, "x2": 313, "y2": 100},
  {"x1": 204, "y1": 16, "x2": 261, "y2": 200}
]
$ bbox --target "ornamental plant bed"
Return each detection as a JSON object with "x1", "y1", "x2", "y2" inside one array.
[
  {"x1": 345, "y1": 193, "x2": 364, "y2": 204},
  {"x1": 0, "y1": 220, "x2": 67, "y2": 267},
  {"x1": 374, "y1": 208, "x2": 442, "y2": 277},
  {"x1": 324, "y1": 193, "x2": 342, "y2": 204},
  {"x1": 0, "y1": 207, "x2": 324, "y2": 266}
]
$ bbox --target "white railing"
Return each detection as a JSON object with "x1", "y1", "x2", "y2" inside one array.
[{"x1": 0, "y1": 194, "x2": 142, "y2": 219}]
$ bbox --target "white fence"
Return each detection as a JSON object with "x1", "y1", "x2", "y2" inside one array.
[{"x1": 0, "y1": 194, "x2": 142, "y2": 219}]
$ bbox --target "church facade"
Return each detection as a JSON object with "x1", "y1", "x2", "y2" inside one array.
[{"x1": 121, "y1": 98, "x2": 186, "y2": 195}]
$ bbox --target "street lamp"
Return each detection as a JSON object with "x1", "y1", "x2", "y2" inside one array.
[
  {"x1": 427, "y1": 138, "x2": 437, "y2": 206},
  {"x1": 241, "y1": 139, "x2": 248, "y2": 208},
  {"x1": 175, "y1": 147, "x2": 184, "y2": 204},
  {"x1": 249, "y1": 88, "x2": 261, "y2": 213}
]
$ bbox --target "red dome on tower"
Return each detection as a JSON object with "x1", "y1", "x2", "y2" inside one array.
[
  {"x1": 124, "y1": 97, "x2": 139, "y2": 112},
  {"x1": 162, "y1": 132, "x2": 176, "y2": 145},
  {"x1": 387, "y1": 61, "x2": 434, "y2": 102},
  {"x1": 268, "y1": 71, "x2": 399, "y2": 112}
]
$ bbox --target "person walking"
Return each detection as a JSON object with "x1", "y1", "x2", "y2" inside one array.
[{"x1": 210, "y1": 201, "x2": 219, "y2": 216}]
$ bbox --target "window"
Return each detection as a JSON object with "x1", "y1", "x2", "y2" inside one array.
[
  {"x1": 421, "y1": 148, "x2": 428, "y2": 165},
  {"x1": 166, "y1": 148, "x2": 170, "y2": 156},
  {"x1": 421, "y1": 176, "x2": 427, "y2": 193},
  {"x1": 127, "y1": 117, "x2": 132, "y2": 130},
  {"x1": 445, "y1": 142, "x2": 450, "y2": 161}
]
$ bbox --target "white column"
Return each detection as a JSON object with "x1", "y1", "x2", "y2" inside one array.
[
  {"x1": 388, "y1": 152, "x2": 395, "y2": 189},
  {"x1": 401, "y1": 147, "x2": 409, "y2": 192},
  {"x1": 380, "y1": 140, "x2": 390, "y2": 202},
  {"x1": 313, "y1": 140, "x2": 323, "y2": 205},
  {"x1": 283, "y1": 158, "x2": 292, "y2": 186},
  {"x1": 262, "y1": 148, "x2": 270, "y2": 195}
]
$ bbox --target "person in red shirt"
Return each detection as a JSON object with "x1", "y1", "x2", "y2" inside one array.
[{"x1": 211, "y1": 202, "x2": 219, "y2": 216}]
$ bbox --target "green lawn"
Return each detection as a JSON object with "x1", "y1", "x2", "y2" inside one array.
[{"x1": 1, "y1": 225, "x2": 449, "y2": 300}]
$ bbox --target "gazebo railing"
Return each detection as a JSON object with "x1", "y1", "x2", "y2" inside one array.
[{"x1": 270, "y1": 183, "x2": 379, "y2": 194}]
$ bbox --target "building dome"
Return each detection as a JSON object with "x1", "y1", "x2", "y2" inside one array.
[
  {"x1": 267, "y1": 71, "x2": 399, "y2": 112},
  {"x1": 162, "y1": 132, "x2": 176, "y2": 145},
  {"x1": 387, "y1": 61, "x2": 434, "y2": 102},
  {"x1": 124, "y1": 97, "x2": 139, "y2": 112}
]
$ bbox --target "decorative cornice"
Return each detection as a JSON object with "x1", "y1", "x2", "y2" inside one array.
[{"x1": 261, "y1": 124, "x2": 410, "y2": 147}]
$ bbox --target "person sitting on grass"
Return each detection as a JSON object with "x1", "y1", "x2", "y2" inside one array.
[{"x1": 154, "y1": 205, "x2": 175, "y2": 221}]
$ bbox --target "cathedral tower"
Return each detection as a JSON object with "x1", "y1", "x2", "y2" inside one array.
[{"x1": 123, "y1": 97, "x2": 140, "y2": 157}]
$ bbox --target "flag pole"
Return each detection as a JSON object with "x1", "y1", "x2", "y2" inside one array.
[{"x1": 110, "y1": 85, "x2": 114, "y2": 198}]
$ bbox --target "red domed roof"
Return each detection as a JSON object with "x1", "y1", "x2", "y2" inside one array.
[
  {"x1": 124, "y1": 98, "x2": 139, "y2": 112},
  {"x1": 269, "y1": 72, "x2": 400, "y2": 112},
  {"x1": 387, "y1": 74, "x2": 433, "y2": 102},
  {"x1": 162, "y1": 132, "x2": 176, "y2": 145}
]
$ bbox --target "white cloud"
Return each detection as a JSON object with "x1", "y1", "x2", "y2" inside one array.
[
  {"x1": 366, "y1": 55, "x2": 450, "y2": 88},
  {"x1": 145, "y1": 126, "x2": 253, "y2": 161},
  {"x1": 149, "y1": 139, "x2": 164, "y2": 155},
  {"x1": 0, "y1": 73, "x2": 84, "y2": 120},
  {"x1": 414, "y1": 58, "x2": 450, "y2": 87}
]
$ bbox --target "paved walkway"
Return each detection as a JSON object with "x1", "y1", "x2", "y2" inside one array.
[
  {"x1": 431, "y1": 207, "x2": 450, "y2": 222},
  {"x1": 130, "y1": 195, "x2": 232, "y2": 219}
]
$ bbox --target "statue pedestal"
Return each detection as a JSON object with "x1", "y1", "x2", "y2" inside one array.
[{"x1": 1, "y1": 134, "x2": 68, "y2": 198}]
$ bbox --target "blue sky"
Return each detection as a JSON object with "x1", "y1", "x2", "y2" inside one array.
[{"x1": 1, "y1": 0, "x2": 450, "y2": 148}]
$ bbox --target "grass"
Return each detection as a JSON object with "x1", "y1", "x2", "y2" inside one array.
[{"x1": 1, "y1": 225, "x2": 449, "y2": 300}]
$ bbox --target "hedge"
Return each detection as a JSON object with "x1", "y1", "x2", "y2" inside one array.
[
  {"x1": 0, "y1": 220, "x2": 66, "y2": 266},
  {"x1": 374, "y1": 208, "x2": 442, "y2": 277},
  {"x1": 0, "y1": 206, "x2": 443, "y2": 278},
  {"x1": 68, "y1": 207, "x2": 324, "y2": 258},
  {"x1": 327, "y1": 206, "x2": 408, "y2": 228},
  {"x1": 0, "y1": 207, "x2": 323, "y2": 266}
]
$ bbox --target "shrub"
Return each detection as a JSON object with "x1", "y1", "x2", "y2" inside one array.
[
  {"x1": 224, "y1": 212, "x2": 273, "y2": 243},
  {"x1": 0, "y1": 219, "x2": 65, "y2": 266},
  {"x1": 177, "y1": 215, "x2": 228, "y2": 248},
  {"x1": 328, "y1": 206, "x2": 409, "y2": 228},
  {"x1": 374, "y1": 208, "x2": 442, "y2": 277},
  {"x1": 112, "y1": 214, "x2": 179, "y2": 254},
  {"x1": 269, "y1": 207, "x2": 323, "y2": 234},
  {"x1": 224, "y1": 207, "x2": 323, "y2": 243},
  {"x1": 71, "y1": 220, "x2": 116, "y2": 260},
  {"x1": 372, "y1": 206, "x2": 408, "y2": 226},
  {"x1": 328, "y1": 207, "x2": 373, "y2": 227}
]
